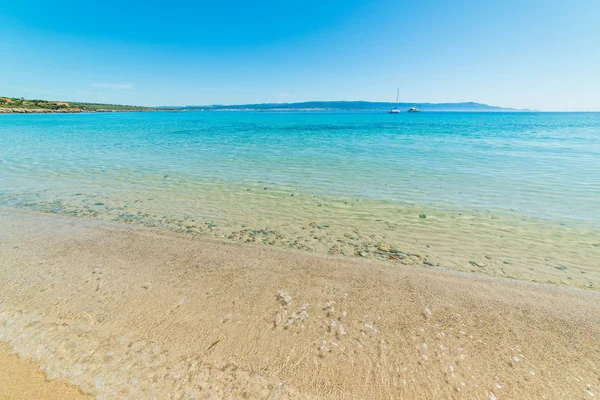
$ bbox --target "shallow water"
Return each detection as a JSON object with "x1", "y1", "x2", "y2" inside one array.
[
  {"x1": 1, "y1": 111, "x2": 599, "y2": 223},
  {"x1": 1, "y1": 111, "x2": 599, "y2": 286}
]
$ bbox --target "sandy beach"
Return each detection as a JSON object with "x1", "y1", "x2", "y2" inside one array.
[{"x1": 0, "y1": 208, "x2": 598, "y2": 398}]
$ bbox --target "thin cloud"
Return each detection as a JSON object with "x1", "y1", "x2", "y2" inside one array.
[{"x1": 92, "y1": 83, "x2": 133, "y2": 90}]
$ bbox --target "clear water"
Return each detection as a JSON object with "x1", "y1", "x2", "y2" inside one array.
[
  {"x1": 1, "y1": 111, "x2": 598, "y2": 225},
  {"x1": 1, "y1": 111, "x2": 600, "y2": 289}
]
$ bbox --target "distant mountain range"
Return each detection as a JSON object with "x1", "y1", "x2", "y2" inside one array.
[
  {"x1": 1, "y1": 96, "x2": 524, "y2": 114},
  {"x1": 165, "y1": 101, "x2": 523, "y2": 112}
]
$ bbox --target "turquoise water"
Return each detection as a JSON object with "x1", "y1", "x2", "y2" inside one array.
[
  {"x1": 1, "y1": 111, "x2": 598, "y2": 225},
  {"x1": 2, "y1": 111, "x2": 600, "y2": 288}
]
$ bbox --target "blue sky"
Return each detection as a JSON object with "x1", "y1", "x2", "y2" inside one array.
[{"x1": 1, "y1": 0, "x2": 598, "y2": 110}]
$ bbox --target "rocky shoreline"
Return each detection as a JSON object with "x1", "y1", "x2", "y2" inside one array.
[
  {"x1": 0, "y1": 108, "x2": 156, "y2": 114},
  {"x1": 0, "y1": 107, "x2": 88, "y2": 114}
]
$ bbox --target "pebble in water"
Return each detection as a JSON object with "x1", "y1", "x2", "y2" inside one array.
[{"x1": 276, "y1": 290, "x2": 292, "y2": 306}]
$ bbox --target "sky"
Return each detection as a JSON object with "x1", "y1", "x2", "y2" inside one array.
[{"x1": 1, "y1": 0, "x2": 599, "y2": 110}]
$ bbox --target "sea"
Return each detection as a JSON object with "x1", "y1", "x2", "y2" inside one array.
[{"x1": 1, "y1": 111, "x2": 599, "y2": 286}]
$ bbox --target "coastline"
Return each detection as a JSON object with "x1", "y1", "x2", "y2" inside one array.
[
  {"x1": 0, "y1": 344, "x2": 91, "y2": 400},
  {"x1": 0, "y1": 107, "x2": 157, "y2": 114},
  {"x1": 1, "y1": 208, "x2": 598, "y2": 398}
]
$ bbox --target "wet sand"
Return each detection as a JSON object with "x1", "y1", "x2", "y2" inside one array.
[
  {"x1": 0, "y1": 345, "x2": 91, "y2": 400},
  {"x1": 0, "y1": 208, "x2": 599, "y2": 398}
]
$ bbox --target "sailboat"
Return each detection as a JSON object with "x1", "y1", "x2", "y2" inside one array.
[{"x1": 388, "y1": 88, "x2": 401, "y2": 113}]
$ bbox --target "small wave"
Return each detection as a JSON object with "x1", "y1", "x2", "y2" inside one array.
[{"x1": 0, "y1": 307, "x2": 292, "y2": 399}]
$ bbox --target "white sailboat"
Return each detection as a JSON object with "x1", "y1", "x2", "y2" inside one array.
[{"x1": 388, "y1": 88, "x2": 401, "y2": 113}]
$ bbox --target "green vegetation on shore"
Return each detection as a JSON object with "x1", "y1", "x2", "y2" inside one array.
[{"x1": 0, "y1": 96, "x2": 156, "y2": 113}]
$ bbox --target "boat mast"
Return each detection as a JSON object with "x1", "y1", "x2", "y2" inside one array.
[{"x1": 396, "y1": 88, "x2": 399, "y2": 108}]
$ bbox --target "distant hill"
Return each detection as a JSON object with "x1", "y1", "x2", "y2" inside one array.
[
  {"x1": 170, "y1": 101, "x2": 521, "y2": 112},
  {"x1": 0, "y1": 96, "x2": 156, "y2": 113},
  {"x1": 1, "y1": 97, "x2": 522, "y2": 114}
]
